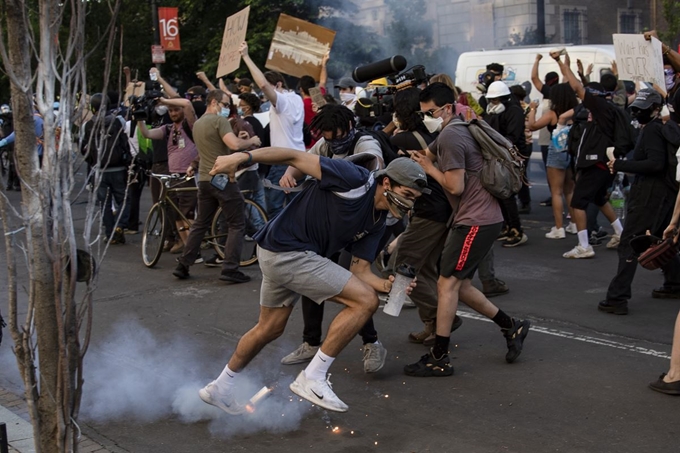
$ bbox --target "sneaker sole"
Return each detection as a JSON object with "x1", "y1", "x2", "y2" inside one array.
[
  {"x1": 219, "y1": 276, "x2": 251, "y2": 284},
  {"x1": 281, "y1": 354, "x2": 317, "y2": 365},
  {"x1": 198, "y1": 388, "x2": 245, "y2": 415},
  {"x1": 563, "y1": 252, "x2": 595, "y2": 259},
  {"x1": 503, "y1": 235, "x2": 528, "y2": 248},
  {"x1": 172, "y1": 271, "x2": 189, "y2": 279},
  {"x1": 203, "y1": 262, "x2": 224, "y2": 268},
  {"x1": 289, "y1": 380, "x2": 348, "y2": 413},
  {"x1": 403, "y1": 364, "x2": 454, "y2": 377},
  {"x1": 651, "y1": 291, "x2": 680, "y2": 299},
  {"x1": 597, "y1": 304, "x2": 628, "y2": 315}
]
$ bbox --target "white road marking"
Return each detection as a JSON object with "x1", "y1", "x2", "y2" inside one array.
[{"x1": 457, "y1": 311, "x2": 671, "y2": 360}]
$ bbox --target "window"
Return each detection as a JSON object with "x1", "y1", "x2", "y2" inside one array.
[
  {"x1": 560, "y1": 6, "x2": 587, "y2": 45},
  {"x1": 618, "y1": 9, "x2": 641, "y2": 34},
  {"x1": 372, "y1": 9, "x2": 378, "y2": 21}
]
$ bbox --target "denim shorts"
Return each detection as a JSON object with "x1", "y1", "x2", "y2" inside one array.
[
  {"x1": 546, "y1": 144, "x2": 571, "y2": 170},
  {"x1": 257, "y1": 247, "x2": 352, "y2": 308}
]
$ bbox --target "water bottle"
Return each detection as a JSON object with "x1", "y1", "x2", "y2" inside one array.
[
  {"x1": 383, "y1": 264, "x2": 416, "y2": 317},
  {"x1": 610, "y1": 173, "x2": 626, "y2": 222}
]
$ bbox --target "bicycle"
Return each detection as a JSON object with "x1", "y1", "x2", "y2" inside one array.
[{"x1": 141, "y1": 173, "x2": 268, "y2": 268}]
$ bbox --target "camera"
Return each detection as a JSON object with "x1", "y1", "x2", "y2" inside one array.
[
  {"x1": 129, "y1": 82, "x2": 163, "y2": 122},
  {"x1": 390, "y1": 65, "x2": 429, "y2": 91}
]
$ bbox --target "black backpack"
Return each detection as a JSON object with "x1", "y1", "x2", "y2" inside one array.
[
  {"x1": 566, "y1": 104, "x2": 589, "y2": 158},
  {"x1": 351, "y1": 129, "x2": 400, "y2": 166},
  {"x1": 609, "y1": 102, "x2": 637, "y2": 158},
  {"x1": 85, "y1": 114, "x2": 131, "y2": 168}
]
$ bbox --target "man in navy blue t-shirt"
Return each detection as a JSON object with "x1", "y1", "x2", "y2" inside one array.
[{"x1": 198, "y1": 147, "x2": 426, "y2": 413}]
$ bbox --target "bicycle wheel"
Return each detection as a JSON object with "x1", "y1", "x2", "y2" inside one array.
[
  {"x1": 142, "y1": 203, "x2": 166, "y2": 268},
  {"x1": 211, "y1": 200, "x2": 268, "y2": 267}
]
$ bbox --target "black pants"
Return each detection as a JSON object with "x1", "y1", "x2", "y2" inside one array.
[
  {"x1": 606, "y1": 180, "x2": 680, "y2": 304},
  {"x1": 301, "y1": 251, "x2": 378, "y2": 346},
  {"x1": 127, "y1": 167, "x2": 146, "y2": 231},
  {"x1": 179, "y1": 181, "x2": 244, "y2": 273},
  {"x1": 500, "y1": 194, "x2": 522, "y2": 231}
]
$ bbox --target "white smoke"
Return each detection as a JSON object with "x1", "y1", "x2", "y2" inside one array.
[{"x1": 81, "y1": 319, "x2": 311, "y2": 436}]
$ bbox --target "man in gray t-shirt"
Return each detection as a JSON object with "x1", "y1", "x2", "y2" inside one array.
[
  {"x1": 405, "y1": 83, "x2": 530, "y2": 377},
  {"x1": 173, "y1": 89, "x2": 260, "y2": 283}
]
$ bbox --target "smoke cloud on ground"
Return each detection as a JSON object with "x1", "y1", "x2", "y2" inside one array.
[{"x1": 80, "y1": 319, "x2": 311, "y2": 437}]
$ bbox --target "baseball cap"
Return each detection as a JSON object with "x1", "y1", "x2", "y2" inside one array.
[
  {"x1": 374, "y1": 158, "x2": 430, "y2": 194},
  {"x1": 335, "y1": 77, "x2": 356, "y2": 90},
  {"x1": 630, "y1": 88, "x2": 664, "y2": 110}
]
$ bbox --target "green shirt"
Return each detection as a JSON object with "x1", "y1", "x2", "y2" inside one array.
[{"x1": 192, "y1": 113, "x2": 234, "y2": 182}]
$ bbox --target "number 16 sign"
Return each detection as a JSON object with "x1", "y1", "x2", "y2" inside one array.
[{"x1": 158, "y1": 7, "x2": 181, "y2": 51}]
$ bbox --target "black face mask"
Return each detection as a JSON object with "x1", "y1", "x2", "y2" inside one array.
[
  {"x1": 632, "y1": 107, "x2": 656, "y2": 125},
  {"x1": 192, "y1": 101, "x2": 207, "y2": 118}
]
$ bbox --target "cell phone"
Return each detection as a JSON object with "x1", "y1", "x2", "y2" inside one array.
[
  {"x1": 149, "y1": 71, "x2": 158, "y2": 82},
  {"x1": 211, "y1": 174, "x2": 229, "y2": 191},
  {"x1": 309, "y1": 87, "x2": 327, "y2": 108}
]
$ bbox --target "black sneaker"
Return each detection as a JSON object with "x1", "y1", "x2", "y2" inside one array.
[
  {"x1": 502, "y1": 228, "x2": 528, "y2": 248},
  {"x1": 503, "y1": 318, "x2": 530, "y2": 363},
  {"x1": 597, "y1": 300, "x2": 628, "y2": 315},
  {"x1": 651, "y1": 286, "x2": 680, "y2": 299},
  {"x1": 497, "y1": 226, "x2": 510, "y2": 241},
  {"x1": 110, "y1": 227, "x2": 126, "y2": 245},
  {"x1": 539, "y1": 197, "x2": 552, "y2": 207},
  {"x1": 518, "y1": 203, "x2": 531, "y2": 214},
  {"x1": 173, "y1": 262, "x2": 190, "y2": 279},
  {"x1": 219, "y1": 271, "x2": 251, "y2": 284},
  {"x1": 204, "y1": 255, "x2": 224, "y2": 267},
  {"x1": 403, "y1": 349, "x2": 454, "y2": 377}
]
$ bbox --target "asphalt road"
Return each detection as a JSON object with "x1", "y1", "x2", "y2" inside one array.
[{"x1": 1, "y1": 160, "x2": 679, "y2": 453}]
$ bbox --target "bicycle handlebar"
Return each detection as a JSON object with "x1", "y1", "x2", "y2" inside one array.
[{"x1": 147, "y1": 171, "x2": 195, "y2": 182}]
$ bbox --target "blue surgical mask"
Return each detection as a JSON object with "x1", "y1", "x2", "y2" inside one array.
[
  {"x1": 237, "y1": 108, "x2": 244, "y2": 117},
  {"x1": 219, "y1": 107, "x2": 230, "y2": 118}
]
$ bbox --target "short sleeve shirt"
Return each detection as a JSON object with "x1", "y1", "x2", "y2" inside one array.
[
  {"x1": 192, "y1": 114, "x2": 234, "y2": 182},
  {"x1": 255, "y1": 157, "x2": 386, "y2": 262},
  {"x1": 429, "y1": 121, "x2": 503, "y2": 226},
  {"x1": 269, "y1": 90, "x2": 305, "y2": 150}
]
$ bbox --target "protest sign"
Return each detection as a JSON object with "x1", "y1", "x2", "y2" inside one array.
[
  {"x1": 265, "y1": 14, "x2": 335, "y2": 81},
  {"x1": 216, "y1": 6, "x2": 250, "y2": 78},
  {"x1": 613, "y1": 34, "x2": 666, "y2": 95}
]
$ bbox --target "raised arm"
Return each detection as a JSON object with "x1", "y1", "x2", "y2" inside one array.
[
  {"x1": 531, "y1": 54, "x2": 544, "y2": 93},
  {"x1": 150, "y1": 67, "x2": 179, "y2": 99},
  {"x1": 553, "y1": 51, "x2": 585, "y2": 100},
  {"x1": 239, "y1": 41, "x2": 278, "y2": 107},
  {"x1": 196, "y1": 71, "x2": 217, "y2": 92},
  {"x1": 320, "y1": 51, "x2": 330, "y2": 89},
  {"x1": 159, "y1": 97, "x2": 197, "y2": 128},
  {"x1": 136, "y1": 121, "x2": 165, "y2": 140},
  {"x1": 211, "y1": 147, "x2": 321, "y2": 182},
  {"x1": 645, "y1": 30, "x2": 680, "y2": 73},
  {"x1": 526, "y1": 101, "x2": 557, "y2": 131}
]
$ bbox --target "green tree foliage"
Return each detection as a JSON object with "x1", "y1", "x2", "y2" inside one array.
[{"x1": 660, "y1": 0, "x2": 680, "y2": 48}]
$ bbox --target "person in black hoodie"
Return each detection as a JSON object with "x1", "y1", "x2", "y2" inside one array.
[
  {"x1": 484, "y1": 81, "x2": 528, "y2": 247},
  {"x1": 599, "y1": 89, "x2": 680, "y2": 315}
]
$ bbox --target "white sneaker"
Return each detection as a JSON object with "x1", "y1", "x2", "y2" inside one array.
[
  {"x1": 562, "y1": 244, "x2": 595, "y2": 259},
  {"x1": 545, "y1": 227, "x2": 566, "y2": 239},
  {"x1": 280, "y1": 342, "x2": 319, "y2": 365},
  {"x1": 363, "y1": 342, "x2": 387, "y2": 373},
  {"x1": 606, "y1": 234, "x2": 620, "y2": 249},
  {"x1": 565, "y1": 222, "x2": 578, "y2": 234},
  {"x1": 198, "y1": 381, "x2": 245, "y2": 415},
  {"x1": 289, "y1": 371, "x2": 348, "y2": 412}
]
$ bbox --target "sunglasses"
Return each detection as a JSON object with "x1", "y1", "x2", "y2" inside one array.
[{"x1": 418, "y1": 104, "x2": 448, "y2": 118}]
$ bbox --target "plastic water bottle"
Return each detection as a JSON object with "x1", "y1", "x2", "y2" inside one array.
[
  {"x1": 610, "y1": 173, "x2": 626, "y2": 222},
  {"x1": 383, "y1": 264, "x2": 416, "y2": 317}
]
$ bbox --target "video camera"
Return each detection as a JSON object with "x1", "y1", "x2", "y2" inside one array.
[{"x1": 129, "y1": 81, "x2": 163, "y2": 122}]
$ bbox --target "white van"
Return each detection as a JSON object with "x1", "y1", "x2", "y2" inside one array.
[{"x1": 455, "y1": 44, "x2": 616, "y2": 100}]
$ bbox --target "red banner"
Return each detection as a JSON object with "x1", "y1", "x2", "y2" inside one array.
[{"x1": 158, "y1": 7, "x2": 180, "y2": 51}]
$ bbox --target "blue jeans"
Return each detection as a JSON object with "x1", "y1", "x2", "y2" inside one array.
[
  {"x1": 264, "y1": 164, "x2": 288, "y2": 219},
  {"x1": 97, "y1": 169, "x2": 130, "y2": 238},
  {"x1": 238, "y1": 170, "x2": 267, "y2": 231}
]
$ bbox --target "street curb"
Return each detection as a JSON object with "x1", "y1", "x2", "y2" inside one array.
[{"x1": 0, "y1": 387, "x2": 114, "y2": 452}]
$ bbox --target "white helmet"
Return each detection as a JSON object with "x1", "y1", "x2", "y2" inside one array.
[{"x1": 485, "y1": 81, "x2": 511, "y2": 99}]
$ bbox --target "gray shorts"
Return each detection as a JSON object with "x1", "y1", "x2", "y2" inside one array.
[{"x1": 257, "y1": 247, "x2": 352, "y2": 308}]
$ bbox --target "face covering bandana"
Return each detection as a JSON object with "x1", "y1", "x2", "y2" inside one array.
[
  {"x1": 219, "y1": 107, "x2": 230, "y2": 118},
  {"x1": 666, "y1": 69, "x2": 676, "y2": 91},
  {"x1": 192, "y1": 101, "x2": 206, "y2": 118},
  {"x1": 632, "y1": 107, "x2": 657, "y2": 125},
  {"x1": 392, "y1": 113, "x2": 401, "y2": 130},
  {"x1": 486, "y1": 102, "x2": 506, "y2": 115},
  {"x1": 327, "y1": 129, "x2": 356, "y2": 155},
  {"x1": 384, "y1": 190, "x2": 414, "y2": 219},
  {"x1": 155, "y1": 105, "x2": 168, "y2": 116},
  {"x1": 422, "y1": 115, "x2": 443, "y2": 134},
  {"x1": 340, "y1": 93, "x2": 356, "y2": 105}
]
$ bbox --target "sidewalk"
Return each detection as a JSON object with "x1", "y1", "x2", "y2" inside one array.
[{"x1": 0, "y1": 387, "x2": 111, "y2": 453}]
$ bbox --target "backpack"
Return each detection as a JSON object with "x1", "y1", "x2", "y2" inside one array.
[
  {"x1": 566, "y1": 104, "x2": 589, "y2": 157},
  {"x1": 448, "y1": 118, "x2": 524, "y2": 200},
  {"x1": 85, "y1": 114, "x2": 131, "y2": 168},
  {"x1": 609, "y1": 102, "x2": 637, "y2": 158},
  {"x1": 351, "y1": 129, "x2": 400, "y2": 166}
]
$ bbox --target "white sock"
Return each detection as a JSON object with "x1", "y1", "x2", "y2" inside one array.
[
  {"x1": 214, "y1": 364, "x2": 239, "y2": 390},
  {"x1": 577, "y1": 230, "x2": 589, "y2": 248},
  {"x1": 612, "y1": 219, "x2": 623, "y2": 236},
  {"x1": 304, "y1": 350, "x2": 335, "y2": 381}
]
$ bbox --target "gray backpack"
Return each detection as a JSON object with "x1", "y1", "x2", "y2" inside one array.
[{"x1": 448, "y1": 118, "x2": 524, "y2": 199}]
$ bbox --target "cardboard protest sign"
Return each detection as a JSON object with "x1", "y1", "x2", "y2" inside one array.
[
  {"x1": 123, "y1": 82, "x2": 145, "y2": 106},
  {"x1": 265, "y1": 14, "x2": 335, "y2": 81},
  {"x1": 613, "y1": 34, "x2": 666, "y2": 95},
  {"x1": 216, "y1": 6, "x2": 250, "y2": 78}
]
